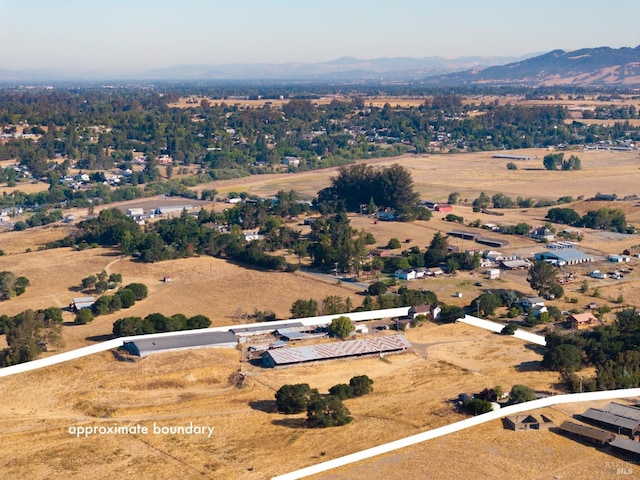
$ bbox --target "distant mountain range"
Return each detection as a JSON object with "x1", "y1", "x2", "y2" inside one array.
[
  {"x1": 423, "y1": 46, "x2": 640, "y2": 86},
  {"x1": 1, "y1": 47, "x2": 638, "y2": 85}
]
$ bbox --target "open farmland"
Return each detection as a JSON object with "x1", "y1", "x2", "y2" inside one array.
[
  {"x1": 193, "y1": 148, "x2": 640, "y2": 206},
  {"x1": 0, "y1": 321, "x2": 574, "y2": 480},
  {"x1": 1, "y1": 147, "x2": 640, "y2": 480}
]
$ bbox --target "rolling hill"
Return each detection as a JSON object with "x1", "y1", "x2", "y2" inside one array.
[{"x1": 424, "y1": 46, "x2": 640, "y2": 86}]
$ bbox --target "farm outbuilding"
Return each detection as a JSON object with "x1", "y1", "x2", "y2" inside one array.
[
  {"x1": 557, "y1": 421, "x2": 615, "y2": 446},
  {"x1": 535, "y1": 249, "x2": 595, "y2": 265},
  {"x1": 123, "y1": 331, "x2": 238, "y2": 357},
  {"x1": 485, "y1": 269, "x2": 500, "y2": 279},
  {"x1": 70, "y1": 297, "x2": 96, "y2": 312},
  {"x1": 580, "y1": 408, "x2": 640, "y2": 436},
  {"x1": 610, "y1": 436, "x2": 640, "y2": 460},
  {"x1": 504, "y1": 414, "x2": 553, "y2": 431},
  {"x1": 261, "y1": 334, "x2": 411, "y2": 368},
  {"x1": 601, "y1": 402, "x2": 640, "y2": 422}
]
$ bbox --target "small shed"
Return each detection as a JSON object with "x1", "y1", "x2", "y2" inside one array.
[
  {"x1": 485, "y1": 269, "x2": 500, "y2": 280},
  {"x1": 70, "y1": 297, "x2": 96, "y2": 312}
]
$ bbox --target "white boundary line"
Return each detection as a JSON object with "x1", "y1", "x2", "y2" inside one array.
[{"x1": 272, "y1": 388, "x2": 640, "y2": 480}]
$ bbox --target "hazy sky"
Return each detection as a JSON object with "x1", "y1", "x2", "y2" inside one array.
[{"x1": 1, "y1": 0, "x2": 639, "y2": 73}]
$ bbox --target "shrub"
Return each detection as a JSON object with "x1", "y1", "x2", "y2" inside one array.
[
  {"x1": 501, "y1": 323, "x2": 517, "y2": 335},
  {"x1": 464, "y1": 398, "x2": 493, "y2": 415}
]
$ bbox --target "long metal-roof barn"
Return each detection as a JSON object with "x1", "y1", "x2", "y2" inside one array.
[
  {"x1": 261, "y1": 334, "x2": 411, "y2": 368},
  {"x1": 124, "y1": 331, "x2": 238, "y2": 357}
]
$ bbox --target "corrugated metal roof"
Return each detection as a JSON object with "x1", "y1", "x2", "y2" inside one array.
[
  {"x1": 263, "y1": 334, "x2": 411, "y2": 365},
  {"x1": 581, "y1": 408, "x2": 640, "y2": 431},
  {"x1": 610, "y1": 436, "x2": 640, "y2": 455},
  {"x1": 232, "y1": 321, "x2": 303, "y2": 334},
  {"x1": 538, "y1": 249, "x2": 594, "y2": 263},
  {"x1": 125, "y1": 331, "x2": 237, "y2": 356},
  {"x1": 602, "y1": 402, "x2": 640, "y2": 422}
]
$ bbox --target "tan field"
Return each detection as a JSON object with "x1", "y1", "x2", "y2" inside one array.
[
  {"x1": 1, "y1": 147, "x2": 640, "y2": 479},
  {"x1": 2, "y1": 320, "x2": 609, "y2": 480}
]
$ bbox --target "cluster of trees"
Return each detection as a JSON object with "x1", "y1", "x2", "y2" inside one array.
[
  {"x1": 316, "y1": 163, "x2": 422, "y2": 213},
  {"x1": 77, "y1": 283, "x2": 148, "y2": 324},
  {"x1": 461, "y1": 384, "x2": 536, "y2": 415},
  {"x1": 80, "y1": 271, "x2": 122, "y2": 294},
  {"x1": 546, "y1": 207, "x2": 630, "y2": 233},
  {"x1": 0, "y1": 271, "x2": 30, "y2": 300},
  {"x1": 289, "y1": 287, "x2": 440, "y2": 322},
  {"x1": 544, "y1": 308, "x2": 640, "y2": 391},
  {"x1": 112, "y1": 312, "x2": 211, "y2": 337},
  {"x1": 13, "y1": 209, "x2": 63, "y2": 231},
  {"x1": 543, "y1": 153, "x2": 581, "y2": 171},
  {"x1": 0, "y1": 308, "x2": 64, "y2": 366},
  {"x1": 274, "y1": 375, "x2": 373, "y2": 428}
]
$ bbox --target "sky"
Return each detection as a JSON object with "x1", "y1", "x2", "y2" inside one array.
[{"x1": 1, "y1": 0, "x2": 639, "y2": 74}]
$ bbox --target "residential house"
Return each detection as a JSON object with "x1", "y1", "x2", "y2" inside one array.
[
  {"x1": 395, "y1": 269, "x2": 417, "y2": 281},
  {"x1": 569, "y1": 312, "x2": 599, "y2": 330},
  {"x1": 520, "y1": 297, "x2": 545, "y2": 309},
  {"x1": 408, "y1": 304, "x2": 440, "y2": 320},
  {"x1": 531, "y1": 226, "x2": 554, "y2": 242}
]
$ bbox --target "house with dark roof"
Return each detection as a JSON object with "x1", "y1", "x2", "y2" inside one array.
[{"x1": 504, "y1": 414, "x2": 553, "y2": 431}]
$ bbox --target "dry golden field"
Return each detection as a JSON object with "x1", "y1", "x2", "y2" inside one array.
[
  {"x1": 1, "y1": 321, "x2": 598, "y2": 480},
  {"x1": 1, "y1": 147, "x2": 640, "y2": 479}
]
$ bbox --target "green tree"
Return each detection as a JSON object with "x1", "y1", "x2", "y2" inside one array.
[
  {"x1": 349, "y1": 375, "x2": 374, "y2": 396},
  {"x1": 464, "y1": 398, "x2": 493, "y2": 415},
  {"x1": 329, "y1": 316, "x2": 354, "y2": 339},
  {"x1": 290, "y1": 299, "x2": 318, "y2": 318},
  {"x1": 424, "y1": 231, "x2": 448, "y2": 267},
  {"x1": 475, "y1": 292, "x2": 501, "y2": 316},
  {"x1": 0, "y1": 272, "x2": 30, "y2": 300},
  {"x1": 275, "y1": 384, "x2": 317, "y2": 414},
  {"x1": 81, "y1": 275, "x2": 97, "y2": 291},
  {"x1": 124, "y1": 283, "x2": 148, "y2": 300},
  {"x1": 368, "y1": 281, "x2": 388, "y2": 296},
  {"x1": 510, "y1": 384, "x2": 536, "y2": 403},
  {"x1": 328, "y1": 383, "x2": 354, "y2": 400},
  {"x1": 306, "y1": 395, "x2": 353, "y2": 428},
  {"x1": 542, "y1": 344, "x2": 583, "y2": 371},
  {"x1": 387, "y1": 238, "x2": 401, "y2": 249},
  {"x1": 543, "y1": 153, "x2": 563, "y2": 170},
  {"x1": 75, "y1": 308, "x2": 94, "y2": 324},
  {"x1": 118, "y1": 288, "x2": 137, "y2": 308},
  {"x1": 447, "y1": 192, "x2": 460, "y2": 204},
  {"x1": 527, "y1": 260, "x2": 563, "y2": 298}
]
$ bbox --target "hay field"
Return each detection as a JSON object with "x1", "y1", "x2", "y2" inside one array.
[{"x1": 0, "y1": 321, "x2": 576, "y2": 480}]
